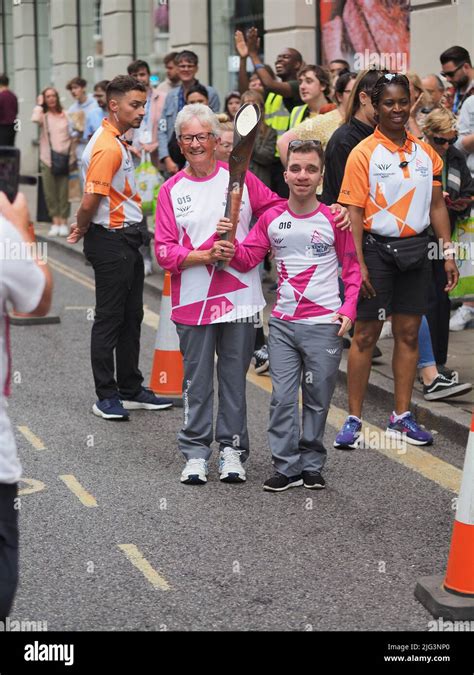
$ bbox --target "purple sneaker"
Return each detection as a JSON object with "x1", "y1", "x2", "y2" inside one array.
[
  {"x1": 334, "y1": 416, "x2": 362, "y2": 449},
  {"x1": 386, "y1": 412, "x2": 433, "y2": 446}
]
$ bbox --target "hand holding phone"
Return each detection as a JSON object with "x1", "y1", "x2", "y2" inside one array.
[{"x1": 0, "y1": 191, "x2": 33, "y2": 242}]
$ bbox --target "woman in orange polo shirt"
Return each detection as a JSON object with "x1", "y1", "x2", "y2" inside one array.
[{"x1": 335, "y1": 73, "x2": 459, "y2": 449}]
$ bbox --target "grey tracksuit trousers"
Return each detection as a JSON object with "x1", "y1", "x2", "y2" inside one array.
[
  {"x1": 175, "y1": 321, "x2": 256, "y2": 460},
  {"x1": 268, "y1": 318, "x2": 342, "y2": 477}
]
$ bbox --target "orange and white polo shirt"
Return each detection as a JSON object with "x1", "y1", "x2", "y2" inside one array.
[
  {"x1": 339, "y1": 127, "x2": 443, "y2": 237},
  {"x1": 81, "y1": 118, "x2": 142, "y2": 228}
]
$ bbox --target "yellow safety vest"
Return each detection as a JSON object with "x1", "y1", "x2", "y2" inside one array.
[
  {"x1": 264, "y1": 92, "x2": 290, "y2": 157},
  {"x1": 289, "y1": 104, "x2": 309, "y2": 129}
]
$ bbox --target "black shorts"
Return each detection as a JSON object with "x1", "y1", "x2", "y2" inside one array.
[{"x1": 356, "y1": 233, "x2": 431, "y2": 321}]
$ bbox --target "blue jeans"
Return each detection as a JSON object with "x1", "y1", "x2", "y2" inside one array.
[{"x1": 418, "y1": 315, "x2": 436, "y2": 369}]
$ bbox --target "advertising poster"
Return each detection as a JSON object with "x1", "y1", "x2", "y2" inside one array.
[{"x1": 320, "y1": 0, "x2": 410, "y2": 72}]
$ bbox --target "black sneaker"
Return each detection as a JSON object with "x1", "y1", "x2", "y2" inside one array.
[
  {"x1": 302, "y1": 471, "x2": 326, "y2": 489},
  {"x1": 423, "y1": 374, "x2": 472, "y2": 401},
  {"x1": 252, "y1": 344, "x2": 269, "y2": 374},
  {"x1": 437, "y1": 365, "x2": 455, "y2": 380},
  {"x1": 263, "y1": 472, "x2": 303, "y2": 492}
]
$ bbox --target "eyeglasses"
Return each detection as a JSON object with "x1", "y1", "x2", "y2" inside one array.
[
  {"x1": 288, "y1": 139, "x2": 322, "y2": 150},
  {"x1": 432, "y1": 135, "x2": 458, "y2": 146},
  {"x1": 440, "y1": 63, "x2": 465, "y2": 78},
  {"x1": 179, "y1": 132, "x2": 215, "y2": 145}
]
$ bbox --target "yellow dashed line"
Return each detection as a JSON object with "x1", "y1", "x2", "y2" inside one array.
[
  {"x1": 19, "y1": 478, "x2": 46, "y2": 496},
  {"x1": 59, "y1": 474, "x2": 98, "y2": 507},
  {"x1": 245, "y1": 369, "x2": 462, "y2": 494},
  {"x1": 17, "y1": 426, "x2": 46, "y2": 450},
  {"x1": 117, "y1": 544, "x2": 171, "y2": 590}
]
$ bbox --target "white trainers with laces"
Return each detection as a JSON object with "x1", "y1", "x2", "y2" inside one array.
[
  {"x1": 59, "y1": 224, "x2": 69, "y2": 237},
  {"x1": 219, "y1": 447, "x2": 246, "y2": 483},
  {"x1": 180, "y1": 458, "x2": 208, "y2": 485},
  {"x1": 48, "y1": 224, "x2": 60, "y2": 236},
  {"x1": 449, "y1": 305, "x2": 474, "y2": 332}
]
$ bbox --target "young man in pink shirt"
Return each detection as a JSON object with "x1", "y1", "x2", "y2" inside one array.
[{"x1": 218, "y1": 140, "x2": 361, "y2": 491}]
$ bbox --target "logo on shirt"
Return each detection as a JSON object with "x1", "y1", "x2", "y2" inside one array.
[
  {"x1": 373, "y1": 161, "x2": 396, "y2": 179},
  {"x1": 305, "y1": 228, "x2": 330, "y2": 257},
  {"x1": 414, "y1": 157, "x2": 429, "y2": 178},
  {"x1": 375, "y1": 162, "x2": 392, "y2": 171},
  {"x1": 271, "y1": 235, "x2": 287, "y2": 250}
]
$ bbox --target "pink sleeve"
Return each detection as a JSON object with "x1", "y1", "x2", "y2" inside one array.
[
  {"x1": 230, "y1": 213, "x2": 272, "y2": 273},
  {"x1": 245, "y1": 171, "x2": 284, "y2": 217},
  {"x1": 325, "y1": 207, "x2": 361, "y2": 323},
  {"x1": 154, "y1": 184, "x2": 192, "y2": 274}
]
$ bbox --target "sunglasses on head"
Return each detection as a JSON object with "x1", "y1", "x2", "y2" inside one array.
[
  {"x1": 432, "y1": 135, "x2": 458, "y2": 146},
  {"x1": 288, "y1": 139, "x2": 322, "y2": 150}
]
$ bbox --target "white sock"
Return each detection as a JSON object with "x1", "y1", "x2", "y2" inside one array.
[{"x1": 392, "y1": 410, "x2": 410, "y2": 421}]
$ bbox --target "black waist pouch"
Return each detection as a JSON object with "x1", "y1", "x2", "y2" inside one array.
[
  {"x1": 121, "y1": 225, "x2": 147, "y2": 250},
  {"x1": 366, "y1": 232, "x2": 429, "y2": 272}
]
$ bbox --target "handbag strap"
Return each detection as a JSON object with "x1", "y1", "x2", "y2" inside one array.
[{"x1": 44, "y1": 112, "x2": 53, "y2": 150}]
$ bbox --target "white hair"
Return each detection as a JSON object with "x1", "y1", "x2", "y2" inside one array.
[{"x1": 174, "y1": 103, "x2": 220, "y2": 137}]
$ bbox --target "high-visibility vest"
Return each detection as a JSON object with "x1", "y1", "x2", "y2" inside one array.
[
  {"x1": 264, "y1": 92, "x2": 290, "y2": 157},
  {"x1": 289, "y1": 104, "x2": 309, "y2": 129}
]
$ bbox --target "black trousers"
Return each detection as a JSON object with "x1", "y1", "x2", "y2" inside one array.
[
  {"x1": 84, "y1": 224, "x2": 145, "y2": 400},
  {"x1": 0, "y1": 484, "x2": 18, "y2": 621},
  {"x1": 426, "y1": 258, "x2": 451, "y2": 366},
  {"x1": 0, "y1": 125, "x2": 16, "y2": 146}
]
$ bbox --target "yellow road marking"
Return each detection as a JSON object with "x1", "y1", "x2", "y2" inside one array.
[
  {"x1": 59, "y1": 474, "x2": 98, "y2": 507},
  {"x1": 17, "y1": 426, "x2": 46, "y2": 450},
  {"x1": 64, "y1": 306, "x2": 93, "y2": 310},
  {"x1": 245, "y1": 370, "x2": 462, "y2": 494},
  {"x1": 48, "y1": 256, "x2": 159, "y2": 330},
  {"x1": 19, "y1": 478, "x2": 46, "y2": 496},
  {"x1": 117, "y1": 544, "x2": 171, "y2": 590}
]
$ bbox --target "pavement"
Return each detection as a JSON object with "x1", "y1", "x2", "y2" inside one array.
[{"x1": 30, "y1": 197, "x2": 473, "y2": 447}]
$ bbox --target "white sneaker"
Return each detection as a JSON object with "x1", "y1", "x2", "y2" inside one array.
[
  {"x1": 180, "y1": 458, "x2": 208, "y2": 485},
  {"x1": 219, "y1": 447, "x2": 246, "y2": 483},
  {"x1": 47, "y1": 224, "x2": 60, "y2": 236},
  {"x1": 59, "y1": 224, "x2": 69, "y2": 237},
  {"x1": 449, "y1": 305, "x2": 474, "y2": 332},
  {"x1": 379, "y1": 320, "x2": 393, "y2": 340}
]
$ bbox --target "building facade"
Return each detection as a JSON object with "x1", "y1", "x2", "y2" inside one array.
[{"x1": 1, "y1": 0, "x2": 473, "y2": 174}]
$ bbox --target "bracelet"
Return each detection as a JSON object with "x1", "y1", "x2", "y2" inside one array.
[{"x1": 254, "y1": 63, "x2": 265, "y2": 70}]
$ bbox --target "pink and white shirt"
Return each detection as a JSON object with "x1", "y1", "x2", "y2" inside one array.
[
  {"x1": 231, "y1": 202, "x2": 361, "y2": 324},
  {"x1": 155, "y1": 161, "x2": 283, "y2": 325}
]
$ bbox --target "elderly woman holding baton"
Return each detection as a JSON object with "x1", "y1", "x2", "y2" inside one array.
[{"x1": 155, "y1": 103, "x2": 349, "y2": 485}]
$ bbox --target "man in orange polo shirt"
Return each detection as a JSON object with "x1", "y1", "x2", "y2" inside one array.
[
  {"x1": 334, "y1": 73, "x2": 458, "y2": 449},
  {"x1": 68, "y1": 76, "x2": 173, "y2": 419}
]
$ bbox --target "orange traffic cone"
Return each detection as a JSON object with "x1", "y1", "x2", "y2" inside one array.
[
  {"x1": 9, "y1": 220, "x2": 60, "y2": 326},
  {"x1": 149, "y1": 270, "x2": 183, "y2": 406},
  {"x1": 415, "y1": 412, "x2": 474, "y2": 619}
]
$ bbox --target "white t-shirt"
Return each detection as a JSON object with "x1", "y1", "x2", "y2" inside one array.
[
  {"x1": 0, "y1": 215, "x2": 45, "y2": 483},
  {"x1": 456, "y1": 95, "x2": 474, "y2": 178}
]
